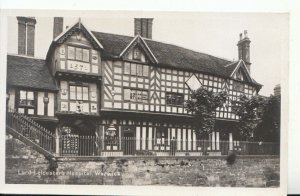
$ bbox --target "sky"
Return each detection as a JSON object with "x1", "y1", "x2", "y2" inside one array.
[{"x1": 7, "y1": 12, "x2": 288, "y2": 96}]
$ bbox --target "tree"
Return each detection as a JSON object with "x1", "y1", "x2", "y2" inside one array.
[
  {"x1": 185, "y1": 87, "x2": 227, "y2": 139},
  {"x1": 232, "y1": 94, "x2": 280, "y2": 142},
  {"x1": 231, "y1": 95, "x2": 265, "y2": 140},
  {"x1": 255, "y1": 95, "x2": 280, "y2": 142}
]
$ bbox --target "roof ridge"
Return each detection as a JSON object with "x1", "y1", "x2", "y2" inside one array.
[
  {"x1": 224, "y1": 60, "x2": 240, "y2": 67},
  {"x1": 145, "y1": 38, "x2": 233, "y2": 62},
  {"x1": 91, "y1": 31, "x2": 233, "y2": 63}
]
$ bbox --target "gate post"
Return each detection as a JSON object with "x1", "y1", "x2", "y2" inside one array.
[{"x1": 55, "y1": 128, "x2": 60, "y2": 156}]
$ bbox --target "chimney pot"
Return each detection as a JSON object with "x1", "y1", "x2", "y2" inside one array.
[
  {"x1": 244, "y1": 30, "x2": 248, "y2": 38},
  {"x1": 237, "y1": 30, "x2": 251, "y2": 74}
]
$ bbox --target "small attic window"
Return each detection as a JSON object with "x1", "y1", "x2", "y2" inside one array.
[
  {"x1": 133, "y1": 47, "x2": 141, "y2": 60},
  {"x1": 236, "y1": 68, "x2": 244, "y2": 81}
]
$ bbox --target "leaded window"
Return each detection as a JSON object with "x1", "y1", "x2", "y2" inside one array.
[
  {"x1": 124, "y1": 88, "x2": 148, "y2": 103},
  {"x1": 67, "y1": 46, "x2": 90, "y2": 62},
  {"x1": 124, "y1": 62, "x2": 149, "y2": 77},
  {"x1": 166, "y1": 92, "x2": 184, "y2": 106},
  {"x1": 69, "y1": 85, "x2": 89, "y2": 101}
]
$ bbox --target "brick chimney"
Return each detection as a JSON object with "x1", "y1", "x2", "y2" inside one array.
[
  {"x1": 274, "y1": 84, "x2": 281, "y2": 96},
  {"x1": 53, "y1": 17, "x2": 63, "y2": 39},
  {"x1": 17, "y1": 17, "x2": 36, "y2": 56},
  {"x1": 237, "y1": 30, "x2": 251, "y2": 74},
  {"x1": 134, "y1": 18, "x2": 153, "y2": 39}
]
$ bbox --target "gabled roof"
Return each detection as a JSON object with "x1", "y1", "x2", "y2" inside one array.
[
  {"x1": 119, "y1": 35, "x2": 158, "y2": 64},
  {"x1": 228, "y1": 60, "x2": 253, "y2": 83},
  {"x1": 92, "y1": 31, "x2": 234, "y2": 78},
  {"x1": 46, "y1": 20, "x2": 261, "y2": 88},
  {"x1": 54, "y1": 21, "x2": 103, "y2": 50},
  {"x1": 6, "y1": 55, "x2": 58, "y2": 91}
]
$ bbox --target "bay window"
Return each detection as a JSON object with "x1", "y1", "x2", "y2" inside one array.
[{"x1": 60, "y1": 81, "x2": 98, "y2": 114}]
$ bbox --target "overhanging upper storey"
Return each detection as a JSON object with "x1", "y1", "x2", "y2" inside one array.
[{"x1": 46, "y1": 19, "x2": 103, "y2": 79}]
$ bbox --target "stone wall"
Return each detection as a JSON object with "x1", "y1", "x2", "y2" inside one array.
[{"x1": 6, "y1": 136, "x2": 280, "y2": 187}]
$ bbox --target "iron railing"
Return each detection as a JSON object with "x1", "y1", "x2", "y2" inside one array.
[
  {"x1": 6, "y1": 111, "x2": 55, "y2": 153},
  {"x1": 5, "y1": 109, "x2": 279, "y2": 158},
  {"x1": 59, "y1": 136, "x2": 280, "y2": 157}
]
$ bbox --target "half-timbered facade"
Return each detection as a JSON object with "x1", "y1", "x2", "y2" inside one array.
[{"x1": 6, "y1": 17, "x2": 262, "y2": 156}]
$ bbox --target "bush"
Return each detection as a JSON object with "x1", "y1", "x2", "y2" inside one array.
[{"x1": 226, "y1": 152, "x2": 237, "y2": 165}]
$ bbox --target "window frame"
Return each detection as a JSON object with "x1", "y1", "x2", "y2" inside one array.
[
  {"x1": 165, "y1": 92, "x2": 184, "y2": 106},
  {"x1": 123, "y1": 62, "x2": 149, "y2": 77},
  {"x1": 123, "y1": 88, "x2": 149, "y2": 103},
  {"x1": 132, "y1": 47, "x2": 141, "y2": 60},
  {"x1": 67, "y1": 45, "x2": 90, "y2": 63},
  {"x1": 17, "y1": 89, "x2": 36, "y2": 115},
  {"x1": 69, "y1": 85, "x2": 89, "y2": 101},
  {"x1": 18, "y1": 90, "x2": 35, "y2": 108},
  {"x1": 232, "y1": 81, "x2": 245, "y2": 92}
]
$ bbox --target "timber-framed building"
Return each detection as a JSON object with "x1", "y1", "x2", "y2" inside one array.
[{"x1": 6, "y1": 17, "x2": 262, "y2": 157}]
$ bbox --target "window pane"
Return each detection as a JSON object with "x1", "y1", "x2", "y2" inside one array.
[
  {"x1": 68, "y1": 46, "x2": 75, "y2": 59},
  {"x1": 124, "y1": 62, "x2": 130, "y2": 74},
  {"x1": 27, "y1": 91, "x2": 34, "y2": 100},
  {"x1": 143, "y1": 65, "x2": 149, "y2": 77},
  {"x1": 133, "y1": 48, "x2": 141, "y2": 60},
  {"x1": 76, "y1": 48, "x2": 83, "y2": 61},
  {"x1": 19, "y1": 90, "x2": 27, "y2": 105},
  {"x1": 124, "y1": 89, "x2": 131, "y2": 100},
  {"x1": 18, "y1": 108, "x2": 24, "y2": 114},
  {"x1": 28, "y1": 109, "x2": 34, "y2": 115},
  {"x1": 176, "y1": 94, "x2": 183, "y2": 105},
  {"x1": 137, "y1": 64, "x2": 143, "y2": 76},
  {"x1": 131, "y1": 63, "x2": 136, "y2": 75},
  {"x1": 82, "y1": 49, "x2": 89, "y2": 62},
  {"x1": 166, "y1": 93, "x2": 183, "y2": 105},
  {"x1": 166, "y1": 94, "x2": 172, "y2": 105},
  {"x1": 82, "y1": 87, "x2": 89, "y2": 100},
  {"x1": 142, "y1": 91, "x2": 148, "y2": 103},
  {"x1": 70, "y1": 86, "x2": 76, "y2": 100},
  {"x1": 76, "y1": 86, "x2": 82, "y2": 100},
  {"x1": 136, "y1": 90, "x2": 142, "y2": 102},
  {"x1": 130, "y1": 90, "x2": 136, "y2": 101},
  {"x1": 20, "y1": 90, "x2": 26, "y2": 100}
]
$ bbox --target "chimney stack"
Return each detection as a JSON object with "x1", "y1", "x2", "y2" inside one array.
[
  {"x1": 17, "y1": 17, "x2": 36, "y2": 56},
  {"x1": 53, "y1": 17, "x2": 64, "y2": 39},
  {"x1": 274, "y1": 84, "x2": 281, "y2": 96},
  {"x1": 237, "y1": 30, "x2": 251, "y2": 74},
  {"x1": 134, "y1": 18, "x2": 153, "y2": 39}
]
